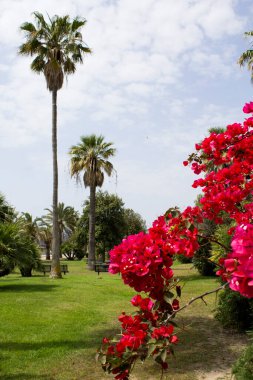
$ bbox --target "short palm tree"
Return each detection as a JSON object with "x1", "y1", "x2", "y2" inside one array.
[
  {"x1": 238, "y1": 30, "x2": 253, "y2": 80},
  {"x1": 19, "y1": 12, "x2": 91, "y2": 278},
  {"x1": 43, "y1": 203, "x2": 79, "y2": 250},
  {"x1": 69, "y1": 135, "x2": 116, "y2": 269}
]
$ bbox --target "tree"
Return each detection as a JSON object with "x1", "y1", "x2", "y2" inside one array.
[
  {"x1": 0, "y1": 193, "x2": 15, "y2": 223},
  {"x1": 43, "y1": 203, "x2": 79, "y2": 253},
  {"x1": 123, "y1": 208, "x2": 147, "y2": 236},
  {"x1": 80, "y1": 191, "x2": 126, "y2": 262},
  {"x1": 238, "y1": 30, "x2": 253, "y2": 80},
  {"x1": 69, "y1": 135, "x2": 116, "y2": 269},
  {"x1": 19, "y1": 12, "x2": 91, "y2": 278}
]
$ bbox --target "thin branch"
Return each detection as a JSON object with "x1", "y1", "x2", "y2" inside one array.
[
  {"x1": 165, "y1": 283, "x2": 228, "y2": 323},
  {"x1": 197, "y1": 234, "x2": 231, "y2": 252}
]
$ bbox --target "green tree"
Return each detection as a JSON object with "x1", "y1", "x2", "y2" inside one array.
[
  {"x1": 69, "y1": 138, "x2": 116, "y2": 269},
  {"x1": 0, "y1": 222, "x2": 41, "y2": 277},
  {"x1": 43, "y1": 203, "x2": 79, "y2": 252},
  {"x1": 19, "y1": 12, "x2": 91, "y2": 278},
  {"x1": 123, "y1": 208, "x2": 146, "y2": 236},
  {"x1": 79, "y1": 191, "x2": 146, "y2": 262},
  {"x1": 238, "y1": 30, "x2": 253, "y2": 80},
  {"x1": 0, "y1": 193, "x2": 15, "y2": 223}
]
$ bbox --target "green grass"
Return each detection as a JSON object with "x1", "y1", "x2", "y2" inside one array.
[{"x1": 0, "y1": 262, "x2": 247, "y2": 380}]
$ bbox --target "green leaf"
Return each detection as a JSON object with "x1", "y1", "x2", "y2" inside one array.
[
  {"x1": 161, "y1": 349, "x2": 167, "y2": 363},
  {"x1": 164, "y1": 291, "x2": 174, "y2": 303},
  {"x1": 147, "y1": 344, "x2": 156, "y2": 356}
]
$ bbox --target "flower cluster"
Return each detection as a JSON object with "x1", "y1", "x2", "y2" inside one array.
[
  {"x1": 109, "y1": 214, "x2": 199, "y2": 300},
  {"x1": 217, "y1": 224, "x2": 253, "y2": 298},
  {"x1": 186, "y1": 117, "x2": 253, "y2": 224},
  {"x1": 98, "y1": 295, "x2": 179, "y2": 380}
]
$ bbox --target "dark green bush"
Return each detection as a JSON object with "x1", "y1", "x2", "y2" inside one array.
[
  {"x1": 215, "y1": 288, "x2": 253, "y2": 331},
  {"x1": 233, "y1": 340, "x2": 253, "y2": 379},
  {"x1": 192, "y1": 240, "x2": 216, "y2": 276},
  {"x1": 176, "y1": 254, "x2": 192, "y2": 264}
]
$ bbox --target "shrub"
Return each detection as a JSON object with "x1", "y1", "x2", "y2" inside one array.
[
  {"x1": 176, "y1": 254, "x2": 192, "y2": 264},
  {"x1": 192, "y1": 239, "x2": 216, "y2": 276},
  {"x1": 233, "y1": 339, "x2": 253, "y2": 379},
  {"x1": 215, "y1": 288, "x2": 253, "y2": 331}
]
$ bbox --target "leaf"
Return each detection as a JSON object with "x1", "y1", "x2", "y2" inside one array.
[
  {"x1": 176, "y1": 285, "x2": 181, "y2": 297},
  {"x1": 163, "y1": 291, "x2": 174, "y2": 303},
  {"x1": 147, "y1": 344, "x2": 157, "y2": 356},
  {"x1": 101, "y1": 355, "x2": 107, "y2": 365},
  {"x1": 161, "y1": 349, "x2": 167, "y2": 362}
]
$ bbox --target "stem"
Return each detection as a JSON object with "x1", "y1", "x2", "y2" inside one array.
[
  {"x1": 165, "y1": 283, "x2": 228, "y2": 322},
  {"x1": 197, "y1": 234, "x2": 230, "y2": 252}
]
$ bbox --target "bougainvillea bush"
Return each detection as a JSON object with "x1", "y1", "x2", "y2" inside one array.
[{"x1": 97, "y1": 102, "x2": 253, "y2": 379}]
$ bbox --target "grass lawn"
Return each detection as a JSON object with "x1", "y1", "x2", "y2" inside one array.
[{"x1": 0, "y1": 261, "x2": 248, "y2": 380}]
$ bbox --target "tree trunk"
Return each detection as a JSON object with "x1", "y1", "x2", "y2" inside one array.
[
  {"x1": 88, "y1": 183, "x2": 96, "y2": 270},
  {"x1": 50, "y1": 90, "x2": 62, "y2": 278},
  {"x1": 45, "y1": 243, "x2": 50, "y2": 260}
]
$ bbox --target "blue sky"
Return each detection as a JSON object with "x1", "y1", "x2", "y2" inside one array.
[{"x1": 0, "y1": 0, "x2": 253, "y2": 226}]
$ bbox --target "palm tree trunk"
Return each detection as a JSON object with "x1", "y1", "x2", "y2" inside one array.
[
  {"x1": 50, "y1": 90, "x2": 62, "y2": 278},
  {"x1": 45, "y1": 242, "x2": 50, "y2": 260},
  {"x1": 88, "y1": 183, "x2": 96, "y2": 270}
]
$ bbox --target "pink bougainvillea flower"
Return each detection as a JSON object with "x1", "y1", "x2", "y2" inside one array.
[{"x1": 243, "y1": 101, "x2": 253, "y2": 114}]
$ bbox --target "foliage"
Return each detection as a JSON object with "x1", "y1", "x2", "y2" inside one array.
[
  {"x1": 0, "y1": 222, "x2": 41, "y2": 277},
  {"x1": 79, "y1": 191, "x2": 146, "y2": 261},
  {"x1": 211, "y1": 224, "x2": 233, "y2": 263},
  {"x1": 233, "y1": 335, "x2": 253, "y2": 380},
  {"x1": 192, "y1": 238, "x2": 216, "y2": 276},
  {"x1": 0, "y1": 193, "x2": 15, "y2": 223},
  {"x1": 42, "y1": 203, "x2": 79, "y2": 248},
  {"x1": 19, "y1": 12, "x2": 91, "y2": 91},
  {"x1": 61, "y1": 227, "x2": 85, "y2": 260},
  {"x1": 123, "y1": 208, "x2": 147, "y2": 236},
  {"x1": 215, "y1": 288, "x2": 253, "y2": 331}
]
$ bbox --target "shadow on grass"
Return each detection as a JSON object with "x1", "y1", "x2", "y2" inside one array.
[
  {"x1": 166, "y1": 315, "x2": 247, "y2": 374},
  {"x1": 0, "y1": 284, "x2": 58, "y2": 292}
]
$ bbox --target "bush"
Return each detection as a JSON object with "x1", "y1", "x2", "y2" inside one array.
[
  {"x1": 192, "y1": 239, "x2": 216, "y2": 276},
  {"x1": 215, "y1": 288, "x2": 253, "y2": 331},
  {"x1": 176, "y1": 254, "x2": 192, "y2": 264},
  {"x1": 233, "y1": 339, "x2": 253, "y2": 379}
]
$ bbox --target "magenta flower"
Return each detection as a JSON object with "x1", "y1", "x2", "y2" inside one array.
[{"x1": 243, "y1": 101, "x2": 253, "y2": 114}]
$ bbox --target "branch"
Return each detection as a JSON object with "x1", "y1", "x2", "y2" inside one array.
[
  {"x1": 165, "y1": 283, "x2": 228, "y2": 322},
  {"x1": 197, "y1": 234, "x2": 230, "y2": 252}
]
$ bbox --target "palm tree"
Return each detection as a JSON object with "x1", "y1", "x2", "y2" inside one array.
[
  {"x1": 19, "y1": 12, "x2": 91, "y2": 278},
  {"x1": 69, "y1": 135, "x2": 116, "y2": 269},
  {"x1": 43, "y1": 203, "x2": 79, "y2": 251},
  {"x1": 238, "y1": 30, "x2": 253, "y2": 80}
]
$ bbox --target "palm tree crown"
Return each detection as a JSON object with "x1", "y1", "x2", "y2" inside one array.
[
  {"x1": 238, "y1": 31, "x2": 253, "y2": 81},
  {"x1": 69, "y1": 135, "x2": 116, "y2": 187},
  {"x1": 19, "y1": 12, "x2": 91, "y2": 91}
]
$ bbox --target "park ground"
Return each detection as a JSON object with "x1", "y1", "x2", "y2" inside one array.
[{"x1": 0, "y1": 261, "x2": 248, "y2": 380}]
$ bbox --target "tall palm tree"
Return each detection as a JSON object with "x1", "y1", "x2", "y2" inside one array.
[
  {"x1": 69, "y1": 135, "x2": 116, "y2": 269},
  {"x1": 19, "y1": 12, "x2": 91, "y2": 278},
  {"x1": 238, "y1": 30, "x2": 253, "y2": 80}
]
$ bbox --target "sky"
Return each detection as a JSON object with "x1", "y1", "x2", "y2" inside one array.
[{"x1": 1, "y1": 0, "x2": 253, "y2": 227}]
